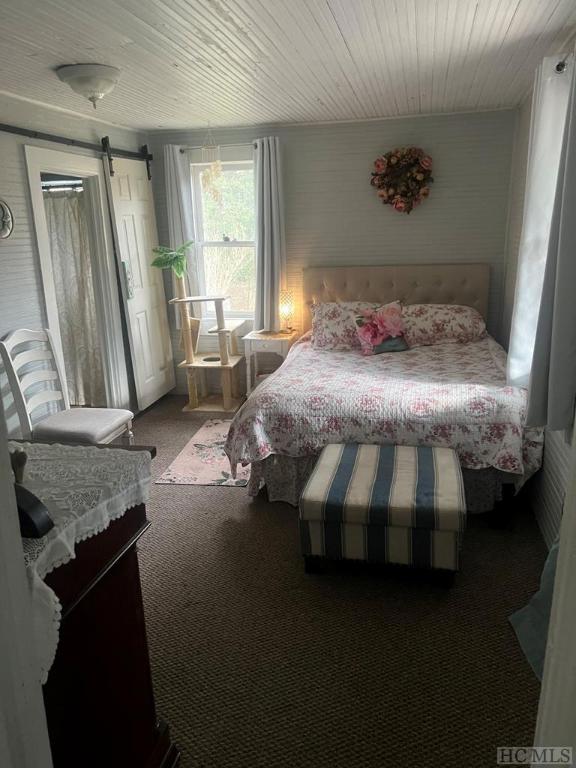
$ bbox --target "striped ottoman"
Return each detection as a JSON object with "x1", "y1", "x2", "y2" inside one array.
[{"x1": 299, "y1": 444, "x2": 466, "y2": 575}]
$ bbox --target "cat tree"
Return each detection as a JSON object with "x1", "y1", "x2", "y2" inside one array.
[{"x1": 168, "y1": 291, "x2": 243, "y2": 413}]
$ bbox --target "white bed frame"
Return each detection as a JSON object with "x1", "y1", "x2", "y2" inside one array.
[{"x1": 302, "y1": 263, "x2": 490, "y2": 331}]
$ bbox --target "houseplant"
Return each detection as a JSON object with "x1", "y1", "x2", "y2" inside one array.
[
  {"x1": 151, "y1": 241, "x2": 192, "y2": 286},
  {"x1": 152, "y1": 241, "x2": 198, "y2": 361}
]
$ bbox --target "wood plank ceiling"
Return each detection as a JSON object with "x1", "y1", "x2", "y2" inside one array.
[{"x1": 0, "y1": 0, "x2": 575, "y2": 130}]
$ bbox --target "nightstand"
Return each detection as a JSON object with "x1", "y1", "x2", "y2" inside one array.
[{"x1": 243, "y1": 330, "x2": 298, "y2": 394}]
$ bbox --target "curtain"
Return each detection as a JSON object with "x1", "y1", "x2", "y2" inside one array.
[
  {"x1": 507, "y1": 56, "x2": 573, "y2": 388},
  {"x1": 164, "y1": 145, "x2": 198, "y2": 323},
  {"x1": 509, "y1": 538, "x2": 559, "y2": 680},
  {"x1": 508, "y1": 56, "x2": 576, "y2": 682},
  {"x1": 43, "y1": 190, "x2": 106, "y2": 407},
  {"x1": 254, "y1": 136, "x2": 286, "y2": 332},
  {"x1": 527, "y1": 62, "x2": 576, "y2": 429}
]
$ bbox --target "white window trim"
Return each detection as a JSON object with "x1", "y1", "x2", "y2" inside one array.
[{"x1": 190, "y1": 159, "x2": 255, "y2": 321}]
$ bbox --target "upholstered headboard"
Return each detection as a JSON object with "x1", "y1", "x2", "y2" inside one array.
[{"x1": 302, "y1": 264, "x2": 490, "y2": 331}]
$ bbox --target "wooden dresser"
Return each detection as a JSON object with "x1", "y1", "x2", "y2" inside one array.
[{"x1": 42, "y1": 503, "x2": 179, "y2": 767}]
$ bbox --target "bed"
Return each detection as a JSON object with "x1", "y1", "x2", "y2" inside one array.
[{"x1": 225, "y1": 264, "x2": 543, "y2": 512}]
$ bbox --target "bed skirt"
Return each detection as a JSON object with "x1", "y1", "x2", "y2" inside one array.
[{"x1": 248, "y1": 454, "x2": 518, "y2": 514}]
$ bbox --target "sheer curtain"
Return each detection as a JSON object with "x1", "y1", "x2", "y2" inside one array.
[
  {"x1": 254, "y1": 137, "x2": 286, "y2": 332},
  {"x1": 507, "y1": 55, "x2": 573, "y2": 388},
  {"x1": 43, "y1": 190, "x2": 106, "y2": 406}
]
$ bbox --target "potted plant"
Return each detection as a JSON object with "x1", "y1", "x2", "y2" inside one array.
[
  {"x1": 151, "y1": 241, "x2": 198, "y2": 362},
  {"x1": 151, "y1": 240, "x2": 193, "y2": 299}
]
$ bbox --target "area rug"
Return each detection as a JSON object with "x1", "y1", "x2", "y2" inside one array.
[{"x1": 156, "y1": 419, "x2": 250, "y2": 486}]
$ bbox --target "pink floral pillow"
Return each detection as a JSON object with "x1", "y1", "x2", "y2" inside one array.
[
  {"x1": 402, "y1": 304, "x2": 487, "y2": 348},
  {"x1": 355, "y1": 302, "x2": 408, "y2": 355},
  {"x1": 311, "y1": 301, "x2": 379, "y2": 350}
]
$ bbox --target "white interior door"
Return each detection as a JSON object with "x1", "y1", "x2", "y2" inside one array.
[{"x1": 108, "y1": 158, "x2": 175, "y2": 410}]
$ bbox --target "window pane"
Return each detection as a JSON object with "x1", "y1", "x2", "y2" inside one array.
[
  {"x1": 203, "y1": 246, "x2": 255, "y2": 313},
  {"x1": 200, "y1": 166, "x2": 255, "y2": 242}
]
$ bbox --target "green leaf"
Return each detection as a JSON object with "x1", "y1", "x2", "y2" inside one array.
[
  {"x1": 151, "y1": 254, "x2": 174, "y2": 269},
  {"x1": 172, "y1": 260, "x2": 186, "y2": 279},
  {"x1": 151, "y1": 241, "x2": 193, "y2": 276}
]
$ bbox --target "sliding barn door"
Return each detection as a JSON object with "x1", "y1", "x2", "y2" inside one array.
[{"x1": 109, "y1": 158, "x2": 175, "y2": 410}]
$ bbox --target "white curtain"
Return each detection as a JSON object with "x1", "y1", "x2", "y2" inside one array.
[
  {"x1": 254, "y1": 136, "x2": 286, "y2": 332},
  {"x1": 527, "y1": 62, "x2": 576, "y2": 429},
  {"x1": 164, "y1": 145, "x2": 198, "y2": 322},
  {"x1": 507, "y1": 55, "x2": 573, "y2": 388},
  {"x1": 43, "y1": 190, "x2": 106, "y2": 407}
]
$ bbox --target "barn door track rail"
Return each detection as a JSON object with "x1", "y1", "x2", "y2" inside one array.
[{"x1": 0, "y1": 123, "x2": 153, "y2": 179}]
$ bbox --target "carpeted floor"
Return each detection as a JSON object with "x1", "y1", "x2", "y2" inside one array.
[{"x1": 134, "y1": 395, "x2": 547, "y2": 768}]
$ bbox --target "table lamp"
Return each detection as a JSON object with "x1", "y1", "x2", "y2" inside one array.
[{"x1": 279, "y1": 289, "x2": 295, "y2": 333}]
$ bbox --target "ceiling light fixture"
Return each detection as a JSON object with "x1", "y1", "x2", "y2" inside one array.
[{"x1": 56, "y1": 64, "x2": 121, "y2": 109}]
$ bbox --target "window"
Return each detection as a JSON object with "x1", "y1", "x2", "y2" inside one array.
[{"x1": 191, "y1": 160, "x2": 255, "y2": 316}]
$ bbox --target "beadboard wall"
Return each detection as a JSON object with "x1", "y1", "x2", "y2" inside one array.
[
  {"x1": 0, "y1": 95, "x2": 145, "y2": 434},
  {"x1": 534, "y1": 430, "x2": 572, "y2": 547},
  {"x1": 501, "y1": 93, "x2": 571, "y2": 548},
  {"x1": 149, "y1": 109, "x2": 516, "y2": 392}
]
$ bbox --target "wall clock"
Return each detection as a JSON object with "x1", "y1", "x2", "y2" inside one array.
[{"x1": 0, "y1": 200, "x2": 14, "y2": 239}]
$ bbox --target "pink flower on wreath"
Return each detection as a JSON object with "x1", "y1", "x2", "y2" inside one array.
[
  {"x1": 419, "y1": 155, "x2": 432, "y2": 170},
  {"x1": 374, "y1": 156, "x2": 387, "y2": 172},
  {"x1": 393, "y1": 198, "x2": 406, "y2": 212}
]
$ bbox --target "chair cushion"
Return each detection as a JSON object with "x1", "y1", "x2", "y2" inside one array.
[
  {"x1": 32, "y1": 408, "x2": 133, "y2": 444},
  {"x1": 300, "y1": 443, "x2": 466, "y2": 532}
]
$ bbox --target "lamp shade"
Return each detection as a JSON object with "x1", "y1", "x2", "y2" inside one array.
[{"x1": 279, "y1": 289, "x2": 295, "y2": 331}]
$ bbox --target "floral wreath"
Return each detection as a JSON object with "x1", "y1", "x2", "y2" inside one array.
[{"x1": 370, "y1": 146, "x2": 433, "y2": 214}]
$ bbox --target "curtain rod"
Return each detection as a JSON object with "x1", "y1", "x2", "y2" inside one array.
[{"x1": 180, "y1": 142, "x2": 255, "y2": 153}]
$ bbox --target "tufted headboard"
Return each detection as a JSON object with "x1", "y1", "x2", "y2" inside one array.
[{"x1": 302, "y1": 264, "x2": 490, "y2": 331}]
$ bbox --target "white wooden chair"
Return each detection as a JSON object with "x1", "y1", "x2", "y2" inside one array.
[{"x1": 0, "y1": 329, "x2": 134, "y2": 444}]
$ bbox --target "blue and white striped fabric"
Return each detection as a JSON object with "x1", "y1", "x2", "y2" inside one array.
[{"x1": 299, "y1": 444, "x2": 466, "y2": 571}]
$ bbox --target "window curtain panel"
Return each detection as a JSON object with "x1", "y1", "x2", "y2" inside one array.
[
  {"x1": 164, "y1": 145, "x2": 199, "y2": 324},
  {"x1": 507, "y1": 55, "x2": 573, "y2": 388},
  {"x1": 509, "y1": 56, "x2": 576, "y2": 682},
  {"x1": 527, "y1": 61, "x2": 576, "y2": 429},
  {"x1": 509, "y1": 538, "x2": 559, "y2": 680},
  {"x1": 254, "y1": 137, "x2": 286, "y2": 332},
  {"x1": 43, "y1": 190, "x2": 106, "y2": 407}
]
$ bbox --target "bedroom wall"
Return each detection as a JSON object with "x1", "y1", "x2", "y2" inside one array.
[
  {"x1": 501, "y1": 93, "x2": 570, "y2": 548},
  {"x1": 0, "y1": 94, "x2": 146, "y2": 434},
  {"x1": 149, "y1": 108, "x2": 516, "y2": 392}
]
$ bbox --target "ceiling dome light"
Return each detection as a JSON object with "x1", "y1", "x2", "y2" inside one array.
[{"x1": 56, "y1": 64, "x2": 121, "y2": 109}]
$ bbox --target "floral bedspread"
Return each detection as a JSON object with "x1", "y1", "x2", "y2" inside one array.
[{"x1": 225, "y1": 336, "x2": 543, "y2": 479}]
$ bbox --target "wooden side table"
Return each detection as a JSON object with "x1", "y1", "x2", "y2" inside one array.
[{"x1": 243, "y1": 330, "x2": 298, "y2": 394}]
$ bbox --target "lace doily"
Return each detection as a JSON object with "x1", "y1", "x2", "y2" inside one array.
[{"x1": 10, "y1": 441, "x2": 151, "y2": 684}]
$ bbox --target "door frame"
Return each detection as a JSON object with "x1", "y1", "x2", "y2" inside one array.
[
  {"x1": 0, "y1": 398, "x2": 54, "y2": 768},
  {"x1": 533, "y1": 426, "x2": 576, "y2": 756},
  {"x1": 24, "y1": 145, "x2": 130, "y2": 410}
]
